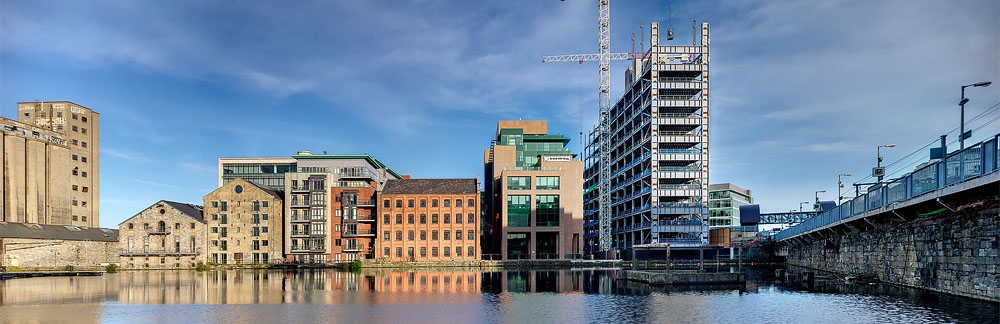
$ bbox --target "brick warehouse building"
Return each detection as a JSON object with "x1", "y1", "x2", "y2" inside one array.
[
  {"x1": 203, "y1": 178, "x2": 285, "y2": 265},
  {"x1": 377, "y1": 179, "x2": 480, "y2": 261},
  {"x1": 118, "y1": 200, "x2": 206, "y2": 269}
]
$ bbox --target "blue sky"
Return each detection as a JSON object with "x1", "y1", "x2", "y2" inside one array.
[{"x1": 2, "y1": 0, "x2": 998, "y2": 227}]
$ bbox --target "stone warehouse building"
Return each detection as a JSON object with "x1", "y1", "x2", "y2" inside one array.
[
  {"x1": 117, "y1": 200, "x2": 206, "y2": 269},
  {"x1": 204, "y1": 178, "x2": 284, "y2": 265},
  {"x1": 377, "y1": 179, "x2": 481, "y2": 261},
  {"x1": 15, "y1": 101, "x2": 100, "y2": 227},
  {"x1": 0, "y1": 222, "x2": 117, "y2": 269}
]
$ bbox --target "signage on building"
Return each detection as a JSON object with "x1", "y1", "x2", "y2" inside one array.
[{"x1": 543, "y1": 156, "x2": 571, "y2": 162}]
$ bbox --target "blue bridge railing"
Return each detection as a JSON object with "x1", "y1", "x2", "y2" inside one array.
[{"x1": 774, "y1": 133, "x2": 1000, "y2": 242}]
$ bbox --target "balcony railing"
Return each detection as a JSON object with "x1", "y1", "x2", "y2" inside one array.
[
  {"x1": 147, "y1": 229, "x2": 170, "y2": 235},
  {"x1": 119, "y1": 248, "x2": 200, "y2": 257},
  {"x1": 342, "y1": 229, "x2": 376, "y2": 237}
]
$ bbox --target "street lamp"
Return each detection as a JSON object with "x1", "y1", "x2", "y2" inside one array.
[
  {"x1": 876, "y1": 144, "x2": 895, "y2": 182},
  {"x1": 959, "y1": 81, "x2": 992, "y2": 150},
  {"x1": 814, "y1": 190, "x2": 826, "y2": 211},
  {"x1": 838, "y1": 173, "x2": 852, "y2": 204},
  {"x1": 799, "y1": 201, "x2": 810, "y2": 212}
]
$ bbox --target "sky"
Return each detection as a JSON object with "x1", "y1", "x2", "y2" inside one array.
[{"x1": 1, "y1": 0, "x2": 998, "y2": 228}]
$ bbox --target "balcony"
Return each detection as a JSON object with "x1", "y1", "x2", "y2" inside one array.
[
  {"x1": 342, "y1": 229, "x2": 376, "y2": 237},
  {"x1": 147, "y1": 228, "x2": 170, "y2": 235},
  {"x1": 343, "y1": 244, "x2": 362, "y2": 252},
  {"x1": 290, "y1": 215, "x2": 311, "y2": 223},
  {"x1": 290, "y1": 201, "x2": 311, "y2": 208},
  {"x1": 119, "y1": 248, "x2": 200, "y2": 257},
  {"x1": 290, "y1": 185, "x2": 310, "y2": 192},
  {"x1": 290, "y1": 245, "x2": 326, "y2": 253},
  {"x1": 290, "y1": 231, "x2": 310, "y2": 238}
]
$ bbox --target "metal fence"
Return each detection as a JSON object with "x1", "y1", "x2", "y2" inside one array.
[{"x1": 774, "y1": 133, "x2": 1000, "y2": 242}]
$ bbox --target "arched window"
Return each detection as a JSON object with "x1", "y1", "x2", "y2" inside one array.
[{"x1": 157, "y1": 221, "x2": 166, "y2": 232}]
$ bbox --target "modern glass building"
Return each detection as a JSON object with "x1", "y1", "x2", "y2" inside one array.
[{"x1": 708, "y1": 183, "x2": 753, "y2": 229}]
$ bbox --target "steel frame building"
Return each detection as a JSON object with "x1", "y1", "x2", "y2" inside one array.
[{"x1": 584, "y1": 22, "x2": 711, "y2": 256}]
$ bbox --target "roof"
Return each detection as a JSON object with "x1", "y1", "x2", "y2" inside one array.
[
  {"x1": 291, "y1": 153, "x2": 403, "y2": 180},
  {"x1": 0, "y1": 222, "x2": 118, "y2": 242},
  {"x1": 381, "y1": 179, "x2": 478, "y2": 195},
  {"x1": 244, "y1": 179, "x2": 283, "y2": 199},
  {"x1": 119, "y1": 200, "x2": 204, "y2": 225}
]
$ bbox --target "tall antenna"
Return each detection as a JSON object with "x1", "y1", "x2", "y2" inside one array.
[
  {"x1": 693, "y1": 20, "x2": 697, "y2": 45},
  {"x1": 666, "y1": 1, "x2": 674, "y2": 40},
  {"x1": 640, "y1": 21, "x2": 644, "y2": 51}
]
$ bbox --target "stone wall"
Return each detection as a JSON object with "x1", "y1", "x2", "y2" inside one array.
[
  {"x1": 1, "y1": 237, "x2": 117, "y2": 269},
  {"x1": 786, "y1": 200, "x2": 999, "y2": 302}
]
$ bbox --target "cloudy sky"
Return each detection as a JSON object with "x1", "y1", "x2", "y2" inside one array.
[{"x1": 2, "y1": 0, "x2": 997, "y2": 227}]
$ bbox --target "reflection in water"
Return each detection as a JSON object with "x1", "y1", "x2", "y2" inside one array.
[{"x1": 2, "y1": 268, "x2": 998, "y2": 324}]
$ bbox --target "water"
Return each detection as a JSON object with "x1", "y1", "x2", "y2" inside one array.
[{"x1": 1, "y1": 268, "x2": 997, "y2": 323}]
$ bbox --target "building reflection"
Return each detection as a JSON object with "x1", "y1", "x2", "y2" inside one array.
[{"x1": 0, "y1": 275, "x2": 117, "y2": 306}]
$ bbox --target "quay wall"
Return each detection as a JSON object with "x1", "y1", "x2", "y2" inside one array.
[{"x1": 786, "y1": 200, "x2": 999, "y2": 302}]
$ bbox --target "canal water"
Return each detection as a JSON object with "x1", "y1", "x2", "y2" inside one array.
[{"x1": 0, "y1": 268, "x2": 997, "y2": 323}]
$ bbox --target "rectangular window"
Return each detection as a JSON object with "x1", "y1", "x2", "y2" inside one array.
[
  {"x1": 262, "y1": 201, "x2": 268, "y2": 208},
  {"x1": 81, "y1": 157, "x2": 87, "y2": 163},
  {"x1": 396, "y1": 200, "x2": 402, "y2": 208},
  {"x1": 536, "y1": 195, "x2": 560, "y2": 226},
  {"x1": 456, "y1": 230, "x2": 463, "y2": 240},
  {"x1": 431, "y1": 199, "x2": 438, "y2": 207},
  {"x1": 456, "y1": 199, "x2": 462, "y2": 207},
  {"x1": 537, "y1": 176, "x2": 560, "y2": 190},
  {"x1": 408, "y1": 199, "x2": 414, "y2": 207},
  {"x1": 432, "y1": 247, "x2": 439, "y2": 257},
  {"x1": 396, "y1": 248, "x2": 403, "y2": 258},
  {"x1": 220, "y1": 202, "x2": 227, "y2": 211},
  {"x1": 395, "y1": 231, "x2": 402, "y2": 241},
  {"x1": 456, "y1": 214, "x2": 463, "y2": 224},
  {"x1": 444, "y1": 199, "x2": 450, "y2": 208},
  {"x1": 468, "y1": 199, "x2": 475, "y2": 207},
  {"x1": 396, "y1": 214, "x2": 403, "y2": 224},
  {"x1": 468, "y1": 246, "x2": 474, "y2": 257},
  {"x1": 408, "y1": 230, "x2": 414, "y2": 241},
  {"x1": 407, "y1": 214, "x2": 414, "y2": 224},
  {"x1": 420, "y1": 199, "x2": 426, "y2": 207},
  {"x1": 420, "y1": 230, "x2": 426, "y2": 240},
  {"x1": 420, "y1": 247, "x2": 427, "y2": 258},
  {"x1": 384, "y1": 214, "x2": 390, "y2": 224},
  {"x1": 432, "y1": 230, "x2": 439, "y2": 240},
  {"x1": 383, "y1": 231, "x2": 390, "y2": 241},
  {"x1": 432, "y1": 214, "x2": 439, "y2": 224},
  {"x1": 420, "y1": 214, "x2": 427, "y2": 224},
  {"x1": 384, "y1": 248, "x2": 390, "y2": 258},
  {"x1": 444, "y1": 247, "x2": 450, "y2": 257},
  {"x1": 468, "y1": 231, "x2": 475, "y2": 240},
  {"x1": 444, "y1": 213, "x2": 451, "y2": 224},
  {"x1": 252, "y1": 201, "x2": 260, "y2": 211},
  {"x1": 507, "y1": 176, "x2": 530, "y2": 190},
  {"x1": 384, "y1": 200, "x2": 390, "y2": 208},
  {"x1": 444, "y1": 230, "x2": 451, "y2": 240},
  {"x1": 72, "y1": 125, "x2": 78, "y2": 132},
  {"x1": 82, "y1": 172, "x2": 87, "y2": 177},
  {"x1": 72, "y1": 154, "x2": 78, "y2": 161},
  {"x1": 507, "y1": 195, "x2": 530, "y2": 227},
  {"x1": 82, "y1": 142, "x2": 87, "y2": 148}
]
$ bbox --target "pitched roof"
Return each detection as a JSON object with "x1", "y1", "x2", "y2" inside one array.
[
  {"x1": 381, "y1": 179, "x2": 478, "y2": 195},
  {"x1": 243, "y1": 179, "x2": 283, "y2": 199},
  {"x1": 162, "y1": 200, "x2": 205, "y2": 221},
  {"x1": 0, "y1": 222, "x2": 118, "y2": 242}
]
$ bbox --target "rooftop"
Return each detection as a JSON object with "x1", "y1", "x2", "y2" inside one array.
[
  {"x1": 381, "y1": 179, "x2": 478, "y2": 195},
  {"x1": 0, "y1": 222, "x2": 118, "y2": 242}
]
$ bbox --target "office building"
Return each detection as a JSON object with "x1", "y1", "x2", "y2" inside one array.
[
  {"x1": 583, "y1": 22, "x2": 711, "y2": 256},
  {"x1": 484, "y1": 120, "x2": 583, "y2": 260},
  {"x1": 377, "y1": 178, "x2": 480, "y2": 261},
  {"x1": 708, "y1": 183, "x2": 753, "y2": 228}
]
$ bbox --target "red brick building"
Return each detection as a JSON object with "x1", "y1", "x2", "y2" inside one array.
[{"x1": 377, "y1": 179, "x2": 480, "y2": 261}]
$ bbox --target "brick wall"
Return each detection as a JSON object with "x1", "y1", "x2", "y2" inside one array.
[{"x1": 1, "y1": 237, "x2": 116, "y2": 269}]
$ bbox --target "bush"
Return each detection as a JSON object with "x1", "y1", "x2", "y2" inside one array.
[
  {"x1": 62, "y1": 265, "x2": 74, "y2": 271},
  {"x1": 104, "y1": 264, "x2": 120, "y2": 273},
  {"x1": 194, "y1": 262, "x2": 210, "y2": 272},
  {"x1": 347, "y1": 260, "x2": 363, "y2": 272}
]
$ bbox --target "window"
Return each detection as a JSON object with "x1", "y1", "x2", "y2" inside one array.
[
  {"x1": 56, "y1": 112, "x2": 62, "y2": 118},
  {"x1": 212, "y1": 201, "x2": 218, "y2": 208},
  {"x1": 211, "y1": 214, "x2": 218, "y2": 220},
  {"x1": 395, "y1": 231, "x2": 402, "y2": 241},
  {"x1": 384, "y1": 248, "x2": 390, "y2": 258},
  {"x1": 396, "y1": 200, "x2": 402, "y2": 208},
  {"x1": 82, "y1": 128, "x2": 87, "y2": 134},
  {"x1": 537, "y1": 176, "x2": 560, "y2": 190},
  {"x1": 220, "y1": 202, "x2": 227, "y2": 211},
  {"x1": 190, "y1": 223, "x2": 195, "y2": 229},
  {"x1": 128, "y1": 223, "x2": 133, "y2": 229},
  {"x1": 420, "y1": 247, "x2": 427, "y2": 258},
  {"x1": 457, "y1": 247, "x2": 463, "y2": 257},
  {"x1": 81, "y1": 142, "x2": 87, "y2": 148},
  {"x1": 507, "y1": 176, "x2": 530, "y2": 190},
  {"x1": 468, "y1": 231, "x2": 475, "y2": 240},
  {"x1": 456, "y1": 199, "x2": 462, "y2": 207},
  {"x1": 262, "y1": 201, "x2": 268, "y2": 208},
  {"x1": 383, "y1": 214, "x2": 390, "y2": 224},
  {"x1": 82, "y1": 187, "x2": 88, "y2": 192},
  {"x1": 444, "y1": 199, "x2": 451, "y2": 208},
  {"x1": 252, "y1": 201, "x2": 260, "y2": 211},
  {"x1": 407, "y1": 214, "x2": 414, "y2": 224},
  {"x1": 72, "y1": 185, "x2": 78, "y2": 191},
  {"x1": 72, "y1": 215, "x2": 78, "y2": 221},
  {"x1": 444, "y1": 230, "x2": 451, "y2": 240},
  {"x1": 468, "y1": 246, "x2": 475, "y2": 257},
  {"x1": 420, "y1": 214, "x2": 427, "y2": 224},
  {"x1": 444, "y1": 247, "x2": 451, "y2": 257},
  {"x1": 212, "y1": 227, "x2": 219, "y2": 233},
  {"x1": 384, "y1": 200, "x2": 390, "y2": 208},
  {"x1": 456, "y1": 230, "x2": 463, "y2": 240},
  {"x1": 507, "y1": 195, "x2": 530, "y2": 227},
  {"x1": 72, "y1": 154, "x2": 78, "y2": 161},
  {"x1": 82, "y1": 171, "x2": 87, "y2": 177},
  {"x1": 81, "y1": 216, "x2": 87, "y2": 222},
  {"x1": 432, "y1": 199, "x2": 438, "y2": 207},
  {"x1": 469, "y1": 199, "x2": 475, "y2": 207},
  {"x1": 432, "y1": 247, "x2": 439, "y2": 257},
  {"x1": 408, "y1": 199, "x2": 414, "y2": 207},
  {"x1": 262, "y1": 227, "x2": 268, "y2": 233},
  {"x1": 174, "y1": 223, "x2": 180, "y2": 229},
  {"x1": 396, "y1": 248, "x2": 403, "y2": 258},
  {"x1": 262, "y1": 214, "x2": 268, "y2": 221},
  {"x1": 444, "y1": 214, "x2": 451, "y2": 224},
  {"x1": 395, "y1": 214, "x2": 402, "y2": 224},
  {"x1": 432, "y1": 214, "x2": 439, "y2": 224},
  {"x1": 81, "y1": 157, "x2": 87, "y2": 162},
  {"x1": 536, "y1": 195, "x2": 560, "y2": 226},
  {"x1": 383, "y1": 231, "x2": 390, "y2": 241},
  {"x1": 72, "y1": 125, "x2": 78, "y2": 132},
  {"x1": 72, "y1": 114, "x2": 78, "y2": 120},
  {"x1": 408, "y1": 230, "x2": 414, "y2": 241},
  {"x1": 420, "y1": 230, "x2": 426, "y2": 240},
  {"x1": 81, "y1": 116, "x2": 87, "y2": 122},
  {"x1": 420, "y1": 199, "x2": 426, "y2": 207},
  {"x1": 72, "y1": 169, "x2": 78, "y2": 176},
  {"x1": 456, "y1": 214, "x2": 463, "y2": 224},
  {"x1": 432, "y1": 230, "x2": 439, "y2": 240}
]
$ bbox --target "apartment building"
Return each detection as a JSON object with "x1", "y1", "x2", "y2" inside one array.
[
  {"x1": 203, "y1": 178, "x2": 284, "y2": 264},
  {"x1": 117, "y1": 200, "x2": 206, "y2": 269},
  {"x1": 377, "y1": 179, "x2": 480, "y2": 261},
  {"x1": 17, "y1": 101, "x2": 100, "y2": 227},
  {"x1": 484, "y1": 121, "x2": 583, "y2": 260},
  {"x1": 583, "y1": 22, "x2": 711, "y2": 256}
]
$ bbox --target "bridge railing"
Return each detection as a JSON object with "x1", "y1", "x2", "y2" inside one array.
[{"x1": 775, "y1": 133, "x2": 1000, "y2": 242}]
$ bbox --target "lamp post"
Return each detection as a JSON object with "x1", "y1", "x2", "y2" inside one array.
[
  {"x1": 838, "y1": 173, "x2": 852, "y2": 204},
  {"x1": 876, "y1": 144, "x2": 895, "y2": 182},
  {"x1": 959, "y1": 81, "x2": 992, "y2": 150},
  {"x1": 814, "y1": 190, "x2": 826, "y2": 211},
  {"x1": 799, "y1": 201, "x2": 809, "y2": 212}
]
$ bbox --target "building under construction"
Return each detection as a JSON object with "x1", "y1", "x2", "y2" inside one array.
[{"x1": 583, "y1": 22, "x2": 710, "y2": 257}]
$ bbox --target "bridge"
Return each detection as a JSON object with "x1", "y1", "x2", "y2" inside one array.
[
  {"x1": 774, "y1": 133, "x2": 1000, "y2": 246},
  {"x1": 759, "y1": 211, "x2": 819, "y2": 225}
]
